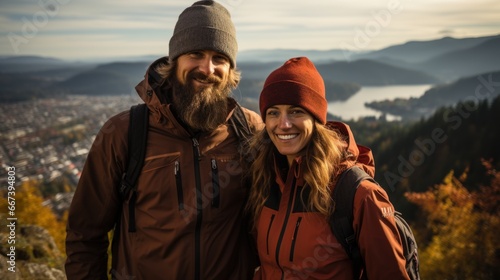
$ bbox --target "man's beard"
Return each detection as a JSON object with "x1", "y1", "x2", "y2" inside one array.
[{"x1": 171, "y1": 70, "x2": 232, "y2": 132}]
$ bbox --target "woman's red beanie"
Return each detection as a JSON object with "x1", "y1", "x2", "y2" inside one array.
[{"x1": 259, "y1": 57, "x2": 327, "y2": 124}]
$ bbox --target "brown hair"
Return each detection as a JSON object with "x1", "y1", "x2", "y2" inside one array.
[{"x1": 246, "y1": 122, "x2": 347, "y2": 226}]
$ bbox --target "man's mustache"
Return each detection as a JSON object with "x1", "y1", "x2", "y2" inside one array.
[{"x1": 188, "y1": 71, "x2": 222, "y2": 84}]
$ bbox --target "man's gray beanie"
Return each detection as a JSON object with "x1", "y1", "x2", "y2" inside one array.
[{"x1": 168, "y1": 0, "x2": 237, "y2": 67}]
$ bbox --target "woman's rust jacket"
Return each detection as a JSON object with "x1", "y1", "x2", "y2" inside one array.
[{"x1": 254, "y1": 121, "x2": 410, "y2": 280}]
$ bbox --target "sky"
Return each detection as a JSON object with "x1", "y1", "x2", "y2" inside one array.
[{"x1": 1, "y1": 0, "x2": 499, "y2": 61}]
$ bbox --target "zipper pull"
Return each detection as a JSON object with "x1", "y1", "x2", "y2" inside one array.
[
  {"x1": 192, "y1": 138, "x2": 201, "y2": 161},
  {"x1": 293, "y1": 218, "x2": 302, "y2": 240},
  {"x1": 174, "y1": 160, "x2": 184, "y2": 210},
  {"x1": 211, "y1": 158, "x2": 220, "y2": 208}
]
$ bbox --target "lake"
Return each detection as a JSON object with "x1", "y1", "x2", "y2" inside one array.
[{"x1": 328, "y1": 84, "x2": 433, "y2": 121}]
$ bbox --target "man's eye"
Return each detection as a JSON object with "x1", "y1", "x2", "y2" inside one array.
[
  {"x1": 213, "y1": 55, "x2": 229, "y2": 64},
  {"x1": 189, "y1": 52, "x2": 203, "y2": 58}
]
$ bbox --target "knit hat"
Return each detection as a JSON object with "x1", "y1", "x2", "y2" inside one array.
[
  {"x1": 259, "y1": 57, "x2": 327, "y2": 124},
  {"x1": 168, "y1": 1, "x2": 238, "y2": 67}
]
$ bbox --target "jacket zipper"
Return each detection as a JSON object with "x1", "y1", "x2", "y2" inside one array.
[
  {"x1": 211, "y1": 159, "x2": 220, "y2": 208},
  {"x1": 275, "y1": 177, "x2": 297, "y2": 280},
  {"x1": 192, "y1": 137, "x2": 202, "y2": 280},
  {"x1": 289, "y1": 217, "x2": 302, "y2": 262},
  {"x1": 174, "y1": 161, "x2": 184, "y2": 210},
  {"x1": 266, "y1": 214, "x2": 276, "y2": 255}
]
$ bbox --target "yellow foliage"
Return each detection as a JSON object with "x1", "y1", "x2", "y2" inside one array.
[
  {"x1": 0, "y1": 180, "x2": 67, "y2": 254},
  {"x1": 405, "y1": 166, "x2": 500, "y2": 280}
]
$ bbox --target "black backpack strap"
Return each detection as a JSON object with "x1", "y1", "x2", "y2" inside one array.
[
  {"x1": 395, "y1": 211, "x2": 421, "y2": 280},
  {"x1": 120, "y1": 103, "x2": 149, "y2": 232},
  {"x1": 330, "y1": 166, "x2": 374, "y2": 278}
]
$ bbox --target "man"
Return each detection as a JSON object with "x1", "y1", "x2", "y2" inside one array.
[{"x1": 65, "y1": 1, "x2": 263, "y2": 279}]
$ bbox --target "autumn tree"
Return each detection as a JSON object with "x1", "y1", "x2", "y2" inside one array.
[
  {"x1": 406, "y1": 160, "x2": 500, "y2": 279},
  {"x1": 0, "y1": 180, "x2": 67, "y2": 254}
]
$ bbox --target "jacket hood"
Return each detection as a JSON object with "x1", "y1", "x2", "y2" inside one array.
[
  {"x1": 326, "y1": 121, "x2": 375, "y2": 178},
  {"x1": 135, "y1": 56, "x2": 169, "y2": 108}
]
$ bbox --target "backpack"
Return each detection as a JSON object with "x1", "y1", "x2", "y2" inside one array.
[
  {"x1": 119, "y1": 102, "x2": 253, "y2": 232},
  {"x1": 330, "y1": 166, "x2": 420, "y2": 280}
]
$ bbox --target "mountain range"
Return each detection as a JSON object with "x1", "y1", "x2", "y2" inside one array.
[
  {"x1": 1, "y1": 33, "x2": 499, "y2": 120},
  {"x1": 355, "y1": 34, "x2": 500, "y2": 63},
  {"x1": 366, "y1": 70, "x2": 500, "y2": 120}
]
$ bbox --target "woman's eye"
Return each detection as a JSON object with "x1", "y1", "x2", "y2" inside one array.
[
  {"x1": 267, "y1": 110, "x2": 278, "y2": 116},
  {"x1": 290, "y1": 109, "x2": 304, "y2": 115}
]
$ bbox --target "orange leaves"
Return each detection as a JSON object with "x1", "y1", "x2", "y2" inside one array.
[
  {"x1": 0, "y1": 181, "x2": 67, "y2": 254},
  {"x1": 404, "y1": 161, "x2": 500, "y2": 279}
]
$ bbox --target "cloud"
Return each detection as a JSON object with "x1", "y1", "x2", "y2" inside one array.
[{"x1": 0, "y1": 0, "x2": 499, "y2": 59}]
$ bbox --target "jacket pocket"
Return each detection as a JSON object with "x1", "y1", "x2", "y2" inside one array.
[
  {"x1": 266, "y1": 214, "x2": 276, "y2": 255},
  {"x1": 289, "y1": 217, "x2": 302, "y2": 262},
  {"x1": 211, "y1": 159, "x2": 220, "y2": 208},
  {"x1": 139, "y1": 152, "x2": 182, "y2": 210},
  {"x1": 205, "y1": 153, "x2": 242, "y2": 210},
  {"x1": 142, "y1": 152, "x2": 180, "y2": 173}
]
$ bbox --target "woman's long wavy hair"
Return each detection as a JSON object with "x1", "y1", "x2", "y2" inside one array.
[{"x1": 246, "y1": 122, "x2": 348, "y2": 226}]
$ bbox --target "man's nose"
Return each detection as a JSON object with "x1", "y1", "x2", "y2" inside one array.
[{"x1": 197, "y1": 57, "x2": 216, "y2": 76}]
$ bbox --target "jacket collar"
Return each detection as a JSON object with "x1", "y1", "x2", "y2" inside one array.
[{"x1": 273, "y1": 153, "x2": 305, "y2": 193}]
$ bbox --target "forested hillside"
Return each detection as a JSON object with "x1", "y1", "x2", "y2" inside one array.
[
  {"x1": 348, "y1": 94, "x2": 500, "y2": 217},
  {"x1": 345, "y1": 95, "x2": 500, "y2": 279},
  {"x1": 366, "y1": 70, "x2": 500, "y2": 120}
]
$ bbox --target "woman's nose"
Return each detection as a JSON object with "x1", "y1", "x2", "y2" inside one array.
[{"x1": 278, "y1": 115, "x2": 292, "y2": 129}]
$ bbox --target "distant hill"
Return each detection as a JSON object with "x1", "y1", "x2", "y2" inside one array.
[
  {"x1": 0, "y1": 55, "x2": 66, "y2": 65},
  {"x1": 234, "y1": 59, "x2": 430, "y2": 103},
  {"x1": 43, "y1": 61, "x2": 147, "y2": 96},
  {"x1": 237, "y1": 48, "x2": 360, "y2": 63},
  {"x1": 235, "y1": 77, "x2": 361, "y2": 105},
  {"x1": 228, "y1": 34, "x2": 500, "y2": 72},
  {"x1": 315, "y1": 59, "x2": 439, "y2": 86},
  {"x1": 0, "y1": 72, "x2": 62, "y2": 102},
  {"x1": 210, "y1": 60, "x2": 362, "y2": 106},
  {"x1": 0, "y1": 55, "x2": 92, "y2": 73},
  {"x1": 356, "y1": 34, "x2": 500, "y2": 63},
  {"x1": 238, "y1": 61, "x2": 283, "y2": 79},
  {"x1": 416, "y1": 37, "x2": 500, "y2": 81},
  {"x1": 4, "y1": 33, "x2": 500, "y2": 103},
  {"x1": 53, "y1": 70, "x2": 136, "y2": 96},
  {"x1": 94, "y1": 61, "x2": 150, "y2": 82},
  {"x1": 417, "y1": 70, "x2": 500, "y2": 108},
  {"x1": 0, "y1": 56, "x2": 435, "y2": 103},
  {"x1": 365, "y1": 70, "x2": 500, "y2": 120},
  {"x1": 29, "y1": 66, "x2": 95, "y2": 81},
  {"x1": 47, "y1": 59, "x2": 426, "y2": 97},
  {"x1": 238, "y1": 59, "x2": 438, "y2": 86}
]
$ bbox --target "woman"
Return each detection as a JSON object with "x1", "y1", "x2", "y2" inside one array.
[{"x1": 247, "y1": 57, "x2": 410, "y2": 279}]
